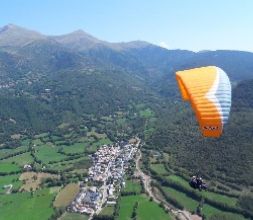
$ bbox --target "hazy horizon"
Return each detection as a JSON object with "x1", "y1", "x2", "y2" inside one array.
[{"x1": 1, "y1": 0, "x2": 253, "y2": 52}]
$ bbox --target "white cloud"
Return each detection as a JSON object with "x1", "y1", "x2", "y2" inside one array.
[{"x1": 159, "y1": 41, "x2": 169, "y2": 49}]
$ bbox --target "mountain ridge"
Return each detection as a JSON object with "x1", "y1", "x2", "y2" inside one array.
[
  {"x1": 0, "y1": 24, "x2": 46, "y2": 47},
  {"x1": 0, "y1": 24, "x2": 154, "y2": 51},
  {"x1": 1, "y1": 24, "x2": 253, "y2": 84}
]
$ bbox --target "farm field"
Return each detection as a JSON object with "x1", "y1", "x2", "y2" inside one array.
[
  {"x1": 123, "y1": 179, "x2": 142, "y2": 194},
  {"x1": 32, "y1": 138, "x2": 44, "y2": 146},
  {"x1": 34, "y1": 133, "x2": 49, "y2": 139},
  {"x1": 2, "y1": 152, "x2": 33, "y2": 166},
  {"x1": 0, "y1": 145, "x2": 28, "y2": 159},
  {"x1": 60, "y1": 142, "x2": 85, "y2": 154},
  {"x1": 90, "y1": 137, "x2": 112, "y2": 149},
  {"x1": 48, "y1": 155, "x2": 90, "y2": 174},
  {"x1": 201, "y1": 190, "x2": 238, "y2": 207},
  {"x1": 34, "y1": 145, "x2": 68, "y2": 163},
  {"x1": 165, "y1": 175, "x2": 190, "y2": 188},
  {"x1": 54, "y1": 183, "x2": 80, "y2": 208},
  {"x1": 99, "y1": 205, "x2": 114, "y2": 216},
  {"x1": 150, "y1": 163, "x2": 168, "y2": 175},
  {"x1": 70, "y1": 157, "x2": 90, "y2": 170},
  {"x1": 0, "y1": 174, "x2": 21, "y2": 193},
  {"x1": 162, "y1": 186, "x2": 246, "y2": 219},
  {"x1": 0, "y1": 188, "x2": 55, "y2": 220},
  {"x1": 21, "y1": 138, "x2": 31, "y2": 146},
  {"x1": 163, "y1": 186, "x2": 199, "y2": 212},
  {"x1": 202, "y1": 204, "x2": 246, "y2": 220},
  {"x1": 0, "y1": 162, "x2": 20, "y2": 173},
  {"x1": 47, "y1": 160, "x2": 75, "y2": 172},
  {"x1": 118, "y1": 194, "x2": 171, "y2": 220},
  {"x1": 165, "y1": 174, "x2": 238, "y2": 207},
  {"x1": 59, "y1": 212, "x2": 89, "y2": 220},
  {"x1": 19, "y1": 172, "x2": 59, "y2": 191},
  {"x1": 87, "y1": 131, "x2": 107, "y2": 138}
]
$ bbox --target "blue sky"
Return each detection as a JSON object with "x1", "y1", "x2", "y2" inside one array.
[{"x1": 1, "y1": 0, "x2": 253, "y2": 51}]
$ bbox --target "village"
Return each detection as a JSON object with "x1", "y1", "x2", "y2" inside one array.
[{"x1": 67, "y1": 138, "x2": 140, "y2": 216}]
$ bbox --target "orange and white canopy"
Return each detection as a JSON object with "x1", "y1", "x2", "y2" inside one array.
[{"x1": 176, "y1": 66, "x2": 231, "y2": 137}]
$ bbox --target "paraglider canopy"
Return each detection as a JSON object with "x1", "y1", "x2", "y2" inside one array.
[{"x1": 176, "y1": 66, "x2": 231, "y2": 137}]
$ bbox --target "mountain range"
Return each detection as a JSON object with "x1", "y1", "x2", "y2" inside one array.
[{"x1": 1, "y1": 24, "x2": 253, "y2": 81}]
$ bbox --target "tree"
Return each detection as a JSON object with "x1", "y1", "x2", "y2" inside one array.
[
  {"x1": 30, "y1": 187, "x2": 33, "y2": 197},
  {"x1": 131, "y1": 202, "x2": 138, "y2": 219}
]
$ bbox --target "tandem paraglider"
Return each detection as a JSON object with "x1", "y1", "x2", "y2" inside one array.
[
  {"x1": 176, "y1": 66, "x2": 232, "y2": 138},
  {"x1": 189, "y1": 175, "x2": 208, "y2": 191}
]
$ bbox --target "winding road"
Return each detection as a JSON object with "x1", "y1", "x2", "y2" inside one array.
[{"x1": 135, "y1": 146, "x2": 202, "y2": 220}]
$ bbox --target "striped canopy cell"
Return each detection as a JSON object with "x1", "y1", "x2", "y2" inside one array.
[{"x1": 176, "y1": 66, "x2": 231, "y2": 137}]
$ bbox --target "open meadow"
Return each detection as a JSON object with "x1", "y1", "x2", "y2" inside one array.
[
  {"x1": 0, "y1": 188, "x2": 55, "y2": 220},
  {"x1": 119, "y1": 194, "x2": 172, "y2": 220}
]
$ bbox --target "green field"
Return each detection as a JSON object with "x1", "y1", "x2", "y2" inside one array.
[
  {"x1": 0, "y1": 174, "x2": 21, "y2": 193},
  {"x1": 54, "y1": 132, "x2": 112, "y2": 154},
  {"x1": 87, "y1": 131, "x2": 107, "y2": 139},
  {"x1": 59, "y1": 212, "x2": 89, "y2": 220},
  {"x1": 0, "y1": 148, "x2": 14, "y2": 159},
  {"x1": 47, "y1": 155, "x2": 90, "y2": 172},
  {"x1": 41, "y1": 136, "x2": 51, "y2": 143},
  {"x1": 165, "y1": 175, "x2": 238, "y2": 207},
  {"x1": 163, "y1": 186, "x2": 199, "y2": 212},
  {"x1": 32, "y1": 138, "x2": 44, "y2": 146},
  {"x1": 77, "y1": 136, "x2": 90, "y2": 143},
  {"x1": 162, "y1": 186, "x2": 246, "y2": 219},
  {"x1": 100, "y1": 205, "x2": 115, "y2": 216},
  {"x1": 166, "y1": 175, "x2": 190, "y2": 188},
  {"x1": 119, "y1": 194, "x2": 171, "y2": 220},
  {"x1": 202, "y1": 204, "x2": 246, "y2": 220},
  {"x1": 201, "y1": 190, "x2": 238, "y2": 207},
  {"x1": 0, "y1": 188, "x2": 55, "y2": 220},
  {"x1": 0, "y1": 162, "x2": 20, "y2": 173},
  {"x1": 50, "y1": 135, "x2": 62, "y2": 142},
  {"x1": 21, "y1": 138, "x2": 31, "y2": 146},
  {"x1": 54, "y1": 140, "x2": 68, "y2": 145},
  {"x1": 123, "y1": 179, "x2": 142, "y2": 194},
  {"x1": 48, "y1": 160, "x2": 74, "y2": 172},
  {"x1": 60, "y1": 142, "x2": 85, "y2": 154},
  {"x1": 90, "y1": 137, "x2": 112, "y2": 148},
  {"x1": 71, "y1": 156, "x2": 90, "y2": 169},
  {"x1": 2, "y1": 152, "x2": 33, "y2": 166},
  {"x1": 150, "y1": 163, "x2": 168, "y2": 175},
  {"x1": 0, "y1": 145, "x2": 28, "y2": 159},
  {"x1": 34, "y1": 133, "x2": 49, "y2": 139},
  {"x1": 64, "y1": 131, "x2": 76, "y2": 139},
  {"x1": 35, "y1": 145, "x2": 67, "y2": 163}
]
